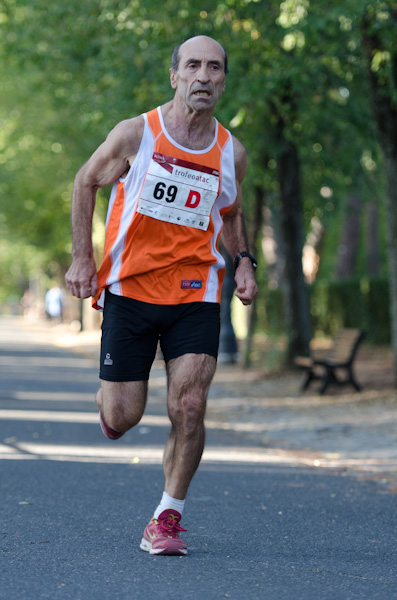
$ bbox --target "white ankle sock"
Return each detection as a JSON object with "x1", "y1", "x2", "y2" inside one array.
[{"x1": 153, "y1": 491, "x2": 185, "y2": 519}]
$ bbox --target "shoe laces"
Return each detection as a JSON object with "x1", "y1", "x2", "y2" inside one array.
[{"x1": 157, "y1": 512, "x2": 187, "y2": 537}]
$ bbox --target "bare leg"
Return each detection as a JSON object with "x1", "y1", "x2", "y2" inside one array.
[
  {"x1": 163, "y1": 353, "x2": 217, "y2": 499},
  {"x1": 96, "y1": 379, "x2": 148, "y2": 434}
]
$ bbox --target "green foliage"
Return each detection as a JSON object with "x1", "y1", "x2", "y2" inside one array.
[
  {"x1": 0, "y1": 236, "x2": 46, "y2": 302},
  {"x1": 311, "y1": 277, "x2": 390, "y2": 343},
  {"x1": 256, "y1": 286, "x2": 286, "y2": 334},
  {"x1": 364, "y1": 277, "x2": 391, "y2": 343},
  {"x1": 314, "y1": 279, "x2": 367, "y2": 332},
  {"x1": 258, "y1": 276, "x2": 390, "y2": 344},
  {"x1": 0, "y1": 0, "x2": 393, "y2": 314}
]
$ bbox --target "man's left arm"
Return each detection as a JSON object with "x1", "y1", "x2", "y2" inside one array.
[{"x1": 221, "y1": 137, "x2": 258, "y2": 306}]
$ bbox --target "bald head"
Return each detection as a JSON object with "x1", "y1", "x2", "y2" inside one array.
[{"x1": 171, "y1": 36, "x2": 229, "y2": 75}]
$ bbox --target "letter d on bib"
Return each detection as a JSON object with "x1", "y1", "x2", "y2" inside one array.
[{"x1": 185, "y1": 190, "x2": 201, "y2": 209}]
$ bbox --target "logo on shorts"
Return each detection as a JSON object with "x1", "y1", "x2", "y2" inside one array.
[
  {"x1": 181, "y1": 280, "x2": 202, "y2": 289},
  {"x1": 104, "y1": 353, "x2": 113, "y2": 366}
]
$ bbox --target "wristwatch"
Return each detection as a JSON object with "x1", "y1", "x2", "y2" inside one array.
[{"x1": 233, "y1": 251, "x2": 258, "y2": 273}]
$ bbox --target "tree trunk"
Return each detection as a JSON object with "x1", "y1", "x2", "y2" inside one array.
[
  {"x1": 367, "y1": 201, "x2": 380, "y2": 277},
  {"x1": 382, "y1": 153, "x2": 397, "y2": 384},
  {"x1": 243, "y1": 185, "x2": 265, "y2": 368},
  {"x1": 335, "y1": 193, "x2": 361, "y2": 279},
  {"x1": 219, "y1": 246, "x2": 239, "y2": 364},
  {"x1": 276, "y1": 120, "x2": 311, "y2": 363},
  {"x1": 362, "y1": 13, "x2": 397, "y2": 384}
]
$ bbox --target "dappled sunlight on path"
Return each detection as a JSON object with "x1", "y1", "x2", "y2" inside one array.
[{"x1": 1, "y1": 315, "x2": 396, "y2": 491}]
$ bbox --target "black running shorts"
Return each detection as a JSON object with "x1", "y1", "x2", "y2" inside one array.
[{"x1": 99, "y1": 290, "x2": 221, "y2": 382}]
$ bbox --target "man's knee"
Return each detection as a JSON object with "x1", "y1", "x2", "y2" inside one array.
[
  {"x1": 103, "y1": 402, "x2": 143, "y2": 433},
  {"x1": 166, "y1": 353, "x2": 215, "y2": 436},
  {"x1": 169, "y1": 392, "x2": 206, "y2": 436},
  {"x1": 97, "y1": 380, "x2": 147, "y2": 433}
]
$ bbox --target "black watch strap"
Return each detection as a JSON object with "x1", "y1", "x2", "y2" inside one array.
[{"x1": 233, "y1": 251, "x2": 258, "y2": 273}]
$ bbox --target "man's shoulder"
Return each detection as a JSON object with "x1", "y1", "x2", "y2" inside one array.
[
  {"x1": 231, "y1": 135, "x2": 247, "y2": 170},
  {"x1": 105, "y1": 114, "x2": 146, "y2": 155},
  {"x1": 221, "y1": 134, "x2": 246, "y2": 183},
  {"x1": 113, "y1": 114, "x2": 146, "y2": 139},
  {"x1": 215, "y1": 120, "x2": 246, "y2": 160},
  {"x1": 230, "y1": 135, "x2": 246, "y2": 155}
]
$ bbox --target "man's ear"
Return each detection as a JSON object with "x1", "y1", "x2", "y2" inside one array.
[{"x1": 170, "y1": 69, "x2": 177, "y2": 90}]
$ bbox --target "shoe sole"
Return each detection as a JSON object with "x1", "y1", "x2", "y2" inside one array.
[{"x1": 140, "y1": 537, "x2": 187, "y2": 556}]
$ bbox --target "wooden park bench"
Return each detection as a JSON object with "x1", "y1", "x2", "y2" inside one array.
[{"x1": 294, "y1": 328, "x2": 365, "y2": 394}]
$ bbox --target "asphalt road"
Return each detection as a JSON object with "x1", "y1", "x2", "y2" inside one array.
[{"x1": 1, "y1": 317, "x2": 396, "y2": 600}]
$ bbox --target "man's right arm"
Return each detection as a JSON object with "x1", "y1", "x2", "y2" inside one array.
[{"x1": 65, "y1": 117, "x2": 144, "y2": 299}]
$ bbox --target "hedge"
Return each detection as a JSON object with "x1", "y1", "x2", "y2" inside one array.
[{"x1": 258, "y1": 277, "x2": 391, "y2": 344}]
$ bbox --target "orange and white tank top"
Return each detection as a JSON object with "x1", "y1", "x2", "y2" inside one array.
[{"x1": 93, "y1": 106, "x2": 237, "y2": 308}]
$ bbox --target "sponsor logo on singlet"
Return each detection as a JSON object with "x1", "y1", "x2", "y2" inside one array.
[{"x1": 181, "y1": 280, "x2": 202, "y2": 289}]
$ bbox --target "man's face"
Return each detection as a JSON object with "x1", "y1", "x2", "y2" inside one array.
[{"x1": 170, "y1": 37, "x2": 226, "y2": 113}]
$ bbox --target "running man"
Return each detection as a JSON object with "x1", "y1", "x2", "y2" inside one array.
[{"x1": 65, "y1": 35, "x2": 258, "y2": 555}]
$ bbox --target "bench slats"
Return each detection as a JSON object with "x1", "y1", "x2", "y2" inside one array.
[{"x1": 294, "y1": 329, "x2": 365, "y2": 394}]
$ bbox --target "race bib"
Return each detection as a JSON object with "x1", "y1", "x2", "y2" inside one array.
[{"x1": 137, "y1": 153, "x2": 219, "y2": 230}]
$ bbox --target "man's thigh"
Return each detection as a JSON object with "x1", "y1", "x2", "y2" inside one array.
[
  {"x1": 99, "y1": 379, "x2": 148, "y2": 403},
  {"x1": 166, "y1": 353, "x2": 217, "y2": 405},
  {"x1": 99, "y1": 379, "x2": 148, "y2": 423}
]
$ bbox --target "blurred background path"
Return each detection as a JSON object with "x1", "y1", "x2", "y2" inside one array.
[{"x1": 11, "y1": 314, "x2": 395, "y2": 490}]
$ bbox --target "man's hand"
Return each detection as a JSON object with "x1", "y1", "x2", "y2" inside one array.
[
  {"x1": 234, "y1": 260, "x2": 258, "y2": 306},
  {"x1": 65, "y1": 256, "x2": 98, "y2": 299}
]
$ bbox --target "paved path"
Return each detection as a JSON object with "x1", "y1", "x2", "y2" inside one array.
[{"x1": 1, "y1": 316, "x2": 396, "y2": 599}]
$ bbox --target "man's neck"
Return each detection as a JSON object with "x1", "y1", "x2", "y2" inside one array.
[{"x1": 161, "y1": 100, "x2": 216, "y2": 151}]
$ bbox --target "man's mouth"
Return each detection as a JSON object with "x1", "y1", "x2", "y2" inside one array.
[{"x1": 193, "y1": 90, "x2": 211, "y2": 97}]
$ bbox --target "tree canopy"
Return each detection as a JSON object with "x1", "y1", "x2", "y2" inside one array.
[{"x1": 0, "y1": 1, "x2": 395, "y2": 366}]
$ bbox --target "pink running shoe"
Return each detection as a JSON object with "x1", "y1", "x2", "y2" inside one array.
[
  {"x1": 140, "y1": 509, "x2": 188, "y2": 555},
  {"x1": 99, "y1": 413, "x2": 124, "y2": 440}
]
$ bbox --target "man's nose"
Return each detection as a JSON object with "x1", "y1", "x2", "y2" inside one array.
[{"x1": 196, "y1": 64, "x2": 210, "y2": 82}]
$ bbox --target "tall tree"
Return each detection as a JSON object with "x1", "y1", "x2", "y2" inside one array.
[
  {"x1": 361, "y1": 3, "x2": 397, "y2": 383},
  {"x1": 335, "y1": 194, "x2": 361, "y2": 279},
  {"x1": 274, "y1": 95, "x2": 311, "y2": 360}
]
